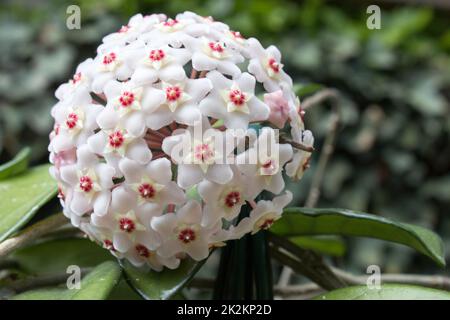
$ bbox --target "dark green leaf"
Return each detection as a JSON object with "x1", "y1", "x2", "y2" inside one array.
[
  {"x1": 121, "y1": 258, "x2": 206, "y2": 300},
  {"x1": 12, "y1": 261, "x2": 121, "y2": 300},
  {"x1": 315, "y1": 284, "x2": 450, "y2": 300},
  {"x1": 0, "y1": 147, "x2": 31, "y2": 181},
  {"x1": 290, "y1": 236, "x2": 346, "y2": 257},
  {"x1": 0, "y1": 164, "x2": 57, "y2": 242},
  {"x1": 294, "y1": 83, "x2": 324, "y2": 98},
  {"x1": 12, "y1": 238, "x2": 114, "y2": 274},
  {"x1": 271, "y1": 207, "x2": 445, "y2": 267}
]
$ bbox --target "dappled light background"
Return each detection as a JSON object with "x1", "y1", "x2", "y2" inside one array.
[{"x1": 0, "y1": 0, "x2": 449, "y2": 278}]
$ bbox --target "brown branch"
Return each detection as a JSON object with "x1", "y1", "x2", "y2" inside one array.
[
  {"x1": 269, "y1": 233, "x2": 346, "y2": 290},
  {"x1": 278, "y1": 88, "x2": 341, "y2": 287},
  {"x1": 0, "y1": 214, "x2": 68, "y2": 260},
  {"x1": 304, "y1": 89, "x2": 340, "y2": 208},
  {"x1": 1, "y1": 268, "x2": 92, "y2": 296}
]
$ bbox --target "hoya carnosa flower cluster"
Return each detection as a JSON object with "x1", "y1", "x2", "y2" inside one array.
[{"x1": 48, "y1": 12, "x2": 314, "y2": 271}]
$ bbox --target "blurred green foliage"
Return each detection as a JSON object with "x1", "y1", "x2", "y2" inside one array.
[{"x1": 0, "y1": 0, "x2": 448, "y2": 275}]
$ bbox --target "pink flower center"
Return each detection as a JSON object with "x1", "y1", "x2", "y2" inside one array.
[
  {"x1": 57, "y1": 187, "x2": 65, "y2": 200},
  {"x1": 164, "y1": 19, "x2": 178, "y2": 27},
  {"x1": 224, "y1": 191, "x2": 241, "y2": 208},
  {"x1": 119, "y1": 91, "x2": 135, "y2": 107},
  {"x1": 230, "y1": 30, "x2": 244, "y2": 40},
  {"x1": 79, "y1": 176, "x2": 93, "y2": 193},
  {"x1": 194, "y1": 143, "x2": 214, "y2": 162},
  {"x1": 71, "y1": 72, "x2": 82, "y2": 84},
  {"x1": 268, "y1": 58, "x2": 280, "y2": 73},
  {"x1": 229, "y1": 89, "x2": 246, "y2": 106},
  {"x1": 108, "y1": 130, "x2": 125, "y2": 148},
  {"x1": 119, "y1": 217, "x2": 136, "y2": 233},
  {"x1": 104, "y1": 239, "x2": 115, "y2": 251},
  {"x1": 118, "y1": 25, "x2": 129, "y2": 33},
  {"x1": 165, "y1": 86, "x2": 182, "y2": 101},
  {"x1": 149, "y1": 49, "x2": 165, "y2": 61},
  {"x1": 135, "y1": 244, "x2": 150, "y2": 258},
  {"x1": 178, "y1": 228, "x2": 196, "y2": 244},
  {"x1": 138, "y1": 183, "x2": 156, "y2": 199},
  {"x1": 66, "y1": 113, "x2": 79, "y2": 129},
  {"x1": 260, "y1": 218, "x2": 275, "y2": 230},
  {"x1": 208, "y1": 42, "x2": 224, "y2": 53},
  {"x1": 103, "y1": 52, "x2": 117, "y2": 65}
]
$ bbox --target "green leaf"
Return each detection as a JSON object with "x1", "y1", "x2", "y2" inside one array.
[
  {"x1": 12, "y1": 261, "x2": 122, "y2": 300},
  {"x1": 0, "y1": 147, "x2": 31, "y2": 181},
  {"x1": 12, "y1": 238, "x2": 114, "y2": 274},
  {"x1": 293, "y1": 83, "x2": 324, "y2": 98},
  {"x1": 121, "y1": 258, "x2": 206, "y2": 300},
  {"x1": 0, "y1": 164, "x2": 57, "y2": 242},
  {"x1": 271, "y1": 207, "x2": 445, "y2": 267},
  {"x1": 315, "y1": 284, "x2": 450, "y2": 300},
  {"x1": 290, "y1": 236, "x2": 346, "y2": 257}
]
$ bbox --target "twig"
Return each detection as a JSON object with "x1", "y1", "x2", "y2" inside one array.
[
  {"x1": 305, "y1": 89, "x2": 340, "y2": 208},
  {"x1": 279, "y1": 137, "x2": 315, "y2": 152},
  {"x1": 0, "y1": 214, "x2": 68, "y2": 260},
  {"x1": 331, "y1": 268, "x2": 450, "y2": 291},
  {"x1": 269, "y1": 233, "x2": 346, "y2": 290},
  {"x1": 278, "y1": 88, "x2": 341, "y2": 288},
  {"x1": 1, "y1": 268, "x2": 92, "y2": 295}
]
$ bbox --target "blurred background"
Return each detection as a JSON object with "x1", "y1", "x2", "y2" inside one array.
[{"x1": 0, "y1": 0, "x2": 448, "y2": 279}]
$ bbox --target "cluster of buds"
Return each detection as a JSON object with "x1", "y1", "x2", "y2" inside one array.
[{"x1": 49, "y1": 12, "x2": 314, "y2": 271}]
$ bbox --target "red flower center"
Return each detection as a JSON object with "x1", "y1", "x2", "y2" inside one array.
[
  {"x1": 66, "y1": 113, "x2": 79, "y2": 129},
  {"x1": 164, "y1": 19, "x2": 178, "y2": 27},
  {"x1": 108, "y1": 130, "x2": 125, "y2": 148},
  {"x1": 104, "y1": 240, "x2": 115, "y2": 251},
  {"x1": 149, "y1": 49, "x2": 165, "y2": 61},
  {"x1": 165, "y1": 86, "x2": 182, "y2": 101},
  {"x1": 119, "y1": 91, "x2": 135, "y2": 107},
  {"x1": 103, "y1": 52, "x2": 116, "y2": 65},
  {"x1": 229, "y1": 89, "x2": 246, "y2": 106},
  {"x1": 230, "y1": 31, "x2": 244, "y2": 40},
  {"x1": 268, "y1": 58, "x2": 280, "y2": 73},
  {"x1": 224, "y1": 191, "x2": 241, "y2": 208},
  {"x1": 118, "y1": 25, "x2": 129, "y2": 33},
  {"x1": 138, "y1": 183, "x2": 156, "y2": 199},
  {"x1": 178, "y1": 228, "x2": 196, "y2": 244},
  {"x1": 71, "y1": 72, "x2": 82, "y2": 84},
  {"x1": 79, "y1": 176, "x2": 93, "y2": 193},
  {"x1": 135, "y1": 244, "x2": 150, "y2": 258},
  {"x1": 119, "y1": 217, "x2": 136, "y2": 233},
  {"x1": 194, "y1": 143, "x2": 214, "y2": 162},
  {"x1": 260, "y1": 218, "x2": 275, "y2": 230},
  {"x1": 208, "y1": 42, "x2": 224, "y2": 53}
]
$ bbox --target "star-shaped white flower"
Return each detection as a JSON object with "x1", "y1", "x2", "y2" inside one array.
[
  {"x1": 186, "y1": 37, "x2": 244, "y2": 77},
  {"x1": 145, "y1": 78, "x2": 212, "y2": 130},
  {"x1": 162, "y1": 122, "x2": 235, "y2": 188},
  {"x1": 236, "y1": 128, "x2": 293, "y2": 197},
  {"x1": 119, "y1": 157, "x2": 186, "y2": 209},
  {"x1": 59, "y1": 145, "x2": 115, "y2": 216},
  {"x1": 247, "y1": 38, "x2": 293, "y2": 92},
  {"x1": 151, "y1": 201, "x2": 220, "y2": 261},
  {"x1": 199, "y1": 71, "x2": 269, "y2": 129}
]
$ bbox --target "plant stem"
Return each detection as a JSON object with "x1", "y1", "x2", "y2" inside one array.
[
  {"x1": 269, "y1": 233, "x2": 346, "y2": 290},
  {"x1": 0, "y1": 214, "x2": 68, "y2": 260}
]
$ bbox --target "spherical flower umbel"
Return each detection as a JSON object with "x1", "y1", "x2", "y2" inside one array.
[{"x1": 49, "y1": 11, "x2": 314, "y2": 271}]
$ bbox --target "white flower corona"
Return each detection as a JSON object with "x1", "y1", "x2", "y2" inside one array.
[{"x1": 49, "y1": 12, "x2": 314, "y2": 271}]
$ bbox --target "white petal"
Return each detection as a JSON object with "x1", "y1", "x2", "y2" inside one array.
[
  {"x1": 113, "y1": 232, "x2": 133, "y2": 253},
  {"x1": 147, "y1": 158, "x2": 172, "y2": 183},
  {"x1": 93, "y1": 191, "x2": 111, "y2": 216},
  {"x1": 206, "y1": 164, "x2": 233, "y2": 184},
  {"x1": 177, "y1": 164, "x2": 203, "y2": 188},
  {"x1": 126, "y1": 139, "x2": 152, "y2": 164}
]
